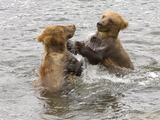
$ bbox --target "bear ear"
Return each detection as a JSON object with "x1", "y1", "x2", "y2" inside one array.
[
  {"x1": 37, "y1": 34, "x2": 52, "y2": 45},
  {"x1": 121, "y1": 20, "x2": 129, "y2": 30},
  {"x1": 37, "y1": 34, "x2": 44, "y2": 42}
]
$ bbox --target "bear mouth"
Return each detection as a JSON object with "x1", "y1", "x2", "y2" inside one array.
[
  {"x1": 97, "y1": 26, "x2": 109, "y2": 32},
  {"x1": 67, "y1": 34, "x2": 73, "y2": 39},
  {"x1": 97, "y1": 23, "x2": 110, "y2": 32}
]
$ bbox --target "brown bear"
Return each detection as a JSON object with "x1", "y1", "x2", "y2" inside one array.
[
  {"x1": 68, "y1": 11, "x2": 134, "y2": 76},
  {"x1": 34, "y1": 25, "x2": 83, "y2": 93}
]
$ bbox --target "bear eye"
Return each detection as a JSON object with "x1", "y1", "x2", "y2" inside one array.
[{"x1": 108, "y1": 18, "x2": 113, "y2": 24}]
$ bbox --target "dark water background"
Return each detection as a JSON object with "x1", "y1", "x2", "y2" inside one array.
[{"x1": 0, "y1": 0, "x2": 160, "y2": 120}]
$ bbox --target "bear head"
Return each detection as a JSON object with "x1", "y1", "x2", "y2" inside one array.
[
  {"x1": 97, "y1": 11, "x2": 128, "y2": 35},
  {"x1": 37, "y1": 25, "x2": 76, "y2": 52}
]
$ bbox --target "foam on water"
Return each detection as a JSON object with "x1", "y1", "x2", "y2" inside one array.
[
  {"x1": 1, "y1": 0, "x2": 160, "y2": 120},
  {"x1": 148, "y1": 72, "x2": 158, "y2": 78},
  {"x1": 82, "y1": 64, "x2": 132, "y2": 84}
]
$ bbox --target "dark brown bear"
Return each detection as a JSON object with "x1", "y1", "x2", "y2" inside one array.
[
  {"x1": 34, "y1": 25, "x2": 82, "y2": 93},
  {"x1": 68, "y1": 11, "x2": 134, "y2": 76}
]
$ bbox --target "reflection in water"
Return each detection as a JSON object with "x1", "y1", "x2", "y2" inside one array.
[
  {"x1": 36, "y1": 89, "x2": 71, "y2": 116},
  {"x1": 77, "y1": 92, "x2": 118, "y2": 113},
  {"x1": 43, "y1": 95, "x2": 70, "y2": 116},
  {"x1": 42, "y1": 92, "x2": 119, "y2": 116},
  {"x1": 37, "y1": 78, "x2": 127, "y2": 119}
]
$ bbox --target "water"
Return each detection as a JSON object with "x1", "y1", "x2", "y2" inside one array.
[{"x1": 0, "y1": 0, "x2": 160, "y2": 120}]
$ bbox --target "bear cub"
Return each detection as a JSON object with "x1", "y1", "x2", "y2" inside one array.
[
  {"x1": 35, "y1": 25, "x2": 83, "y2": 93},
  {"x1": 68, "y1": 11, "x2": 134, "y2": 76}
]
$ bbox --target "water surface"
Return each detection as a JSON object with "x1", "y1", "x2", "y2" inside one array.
[{"x1": 0, "y1": 0, "x2": 160, "y2": 120}]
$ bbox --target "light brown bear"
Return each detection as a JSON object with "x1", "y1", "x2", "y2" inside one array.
[
  {"x1": 34, "y1": 25, "x2": 83, "y2": 93},
  {"x1": 68, "y1": 11, "x2": 134, "y2": 76}
]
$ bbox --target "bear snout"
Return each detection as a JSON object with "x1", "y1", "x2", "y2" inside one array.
[
  {"x1": 71, "y1": 25, "x2": 76, "y2": 30},
  {"x1": 97, "y1": 22, "x2": 103, "y2": 28},
  {"x1": 67, "y1": 25, "x2": 76, "y2": 31},
  {"x1": 66, "y1": 25, "x2": 76, "y2": 39}
]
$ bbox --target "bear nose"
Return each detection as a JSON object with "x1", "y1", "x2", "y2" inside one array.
[{"x1": 97, "y1": 22, "x2": 102, "y2": 27}]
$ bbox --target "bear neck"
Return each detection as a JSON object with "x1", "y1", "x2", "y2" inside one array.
[
  {"x1": 96, "y1": 29, "x2": 120, "y2": 39},
  {"x1": 44, "y1": 43, "x2": 66, "y2": 54}
]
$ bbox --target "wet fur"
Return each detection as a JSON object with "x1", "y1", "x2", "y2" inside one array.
[
  {"x1": 35, "y1": 25, "x2": 82, "y2": 93},
  {"x1": 68, "y1": 11, "x2": 134, "y2": 76}
]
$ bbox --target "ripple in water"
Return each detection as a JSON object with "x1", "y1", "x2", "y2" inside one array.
[{"x1": 0, "y1": 0, "x2": 160, "y2": 120}]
